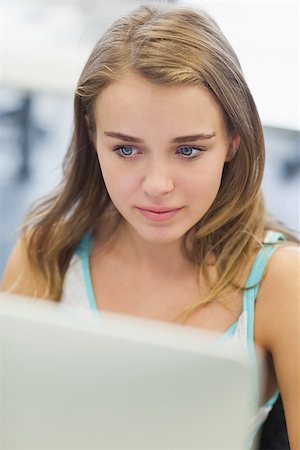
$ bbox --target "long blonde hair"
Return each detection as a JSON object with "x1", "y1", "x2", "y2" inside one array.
[{"x1": 22, "y1": 3, "x2": 297, "y2": 321}]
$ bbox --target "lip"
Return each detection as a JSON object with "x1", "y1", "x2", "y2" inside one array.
[{"x1": 136, "y1": 206, "x2": 183, "y2": 222}]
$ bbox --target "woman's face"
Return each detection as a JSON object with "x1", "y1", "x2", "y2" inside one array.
[{"x1": 92, "y1": 72, "x2": 239, "y2": 244}]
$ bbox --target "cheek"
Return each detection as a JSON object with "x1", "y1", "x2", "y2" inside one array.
[
  {"x1": 98, "y1": 155, "x2": 138, "y2": 199},
  {"x1": 111, "y1": 175, "x2": 137, "y2": 197},
  {"x1": 183, "y1": 163, "x2": 224, "y2": 200}
]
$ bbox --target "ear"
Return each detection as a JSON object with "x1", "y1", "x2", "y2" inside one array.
[{"x1": 225, "y1": 132, "x2": 241, "y2": 162}]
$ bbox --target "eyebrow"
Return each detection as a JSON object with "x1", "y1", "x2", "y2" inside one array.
[{"x1": 104, "y1": 131, "x2": 216, "y2": 143}]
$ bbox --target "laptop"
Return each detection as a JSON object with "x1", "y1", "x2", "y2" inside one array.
[{"x1": 0, "y1": 292, "x2": 256, "y2": 450}]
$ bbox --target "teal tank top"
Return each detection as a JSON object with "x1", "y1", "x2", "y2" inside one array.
[{"x1": 61, "y1": 229, "x2": 285, "y2": 448}]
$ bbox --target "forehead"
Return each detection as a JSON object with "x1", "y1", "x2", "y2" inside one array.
[{"x1": 95, "y1": 72, "x2": 226, "y2": 134}]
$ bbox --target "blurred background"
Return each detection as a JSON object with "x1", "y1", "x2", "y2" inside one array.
[
  {"x1": 0, "y1": 0, "x2": 299, "y2": 277},
  {"x1": 0, "y1": 2, "x2": 298, "y2": 448}
]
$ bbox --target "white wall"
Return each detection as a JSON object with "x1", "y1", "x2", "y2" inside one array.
[
  {"x1": 1, "y1": 1, "x2": 298, "y2": 130},
  {"x1": 181, "y1": 0, "x2": 299, "y2": 130}
]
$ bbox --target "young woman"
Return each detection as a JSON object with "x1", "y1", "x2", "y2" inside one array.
[{"x1": 1, "y1": 3, "x2": 299, "y2": 449}]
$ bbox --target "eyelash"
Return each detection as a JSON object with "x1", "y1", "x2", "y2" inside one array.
[{"x1": 112, "y1": 145, "x2": 206, "y2": 160}]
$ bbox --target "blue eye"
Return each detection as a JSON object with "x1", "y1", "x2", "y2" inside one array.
[
  {"x1": 178, "y1": 146, "x2": 204, "y2": 158},
  {"x1": 113, "y1": 146, "x2": 138, "y2": 157},
  {"x1": 113, "y1": 144, "x2": 205, "y2": 160}
]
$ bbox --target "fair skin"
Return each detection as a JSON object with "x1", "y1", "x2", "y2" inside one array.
[
  {"x1": 89, "y1": 72, "x2": 242, "y2": 336},
  {"x1": 91, "y1": 72, "x2": 239, "y2": 271},
  {"x1": 1, "y1": 72, "x2": 299, "y2": 448},
  {"x1": 90, "y1": 73, "x2": 299, "y2": 448}
]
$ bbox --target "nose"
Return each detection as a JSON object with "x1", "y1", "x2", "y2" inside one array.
[{"x1": 141, "y1": 160, "x2": 175, "y2": 198}]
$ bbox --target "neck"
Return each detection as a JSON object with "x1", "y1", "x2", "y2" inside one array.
[{"x1": 115, "y1": 222, "x2": 195, "y2": 278}]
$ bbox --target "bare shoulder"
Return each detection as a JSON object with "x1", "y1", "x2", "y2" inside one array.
[
  {"x1": 256, "y1": 243, "x2": 299, "y2": 449},
  {"x1": 256, "y1": 243, "x2": 300, "y2": 346},
  {"x1": 0, "y1": 237, "x2": 43, "y2": 298},
  {"x1": 267, "y1": 242, "x2": 300, "y2": 295}
]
